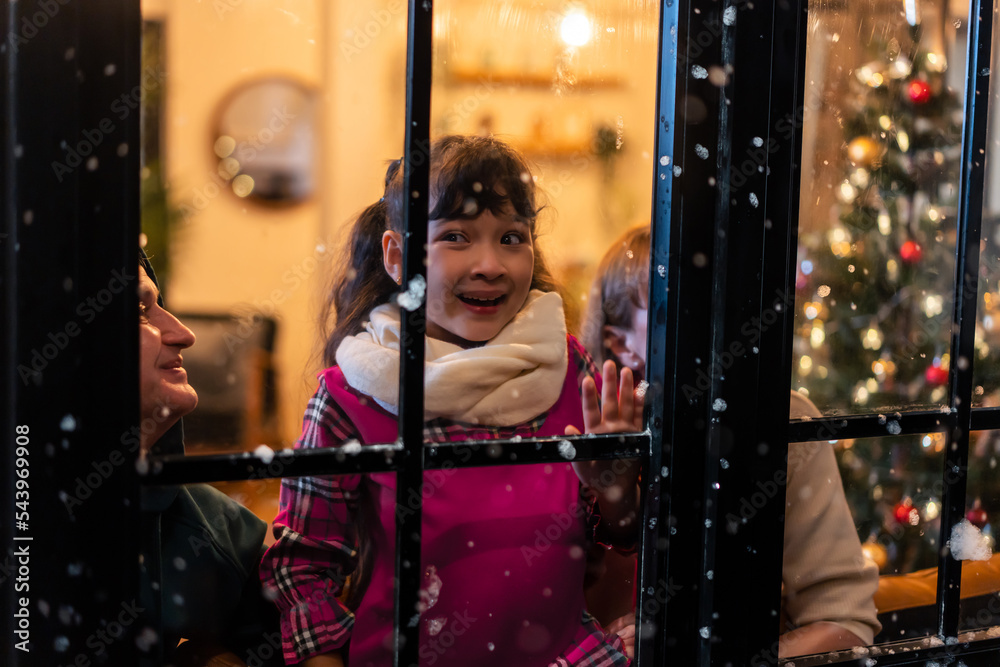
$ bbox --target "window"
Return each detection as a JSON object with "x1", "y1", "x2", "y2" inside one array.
[{"x1": 3, "y1": 0, "x2": 998, "y2": 665}]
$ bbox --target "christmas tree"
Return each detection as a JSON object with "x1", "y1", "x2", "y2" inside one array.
[
  {"x1": 795, "y1": 24, "x2": 963, "y2": 413},
  {"x1": 793, "y1": 20, "x2": 997, "y2": 576}
]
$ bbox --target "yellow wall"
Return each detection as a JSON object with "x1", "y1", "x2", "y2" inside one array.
[{"x1": 145, "y1": 0, "x2": 657, "y2": 447}]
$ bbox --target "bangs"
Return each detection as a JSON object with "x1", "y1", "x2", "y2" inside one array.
[{"x1": 427, "y1": 137, "x2": 539, "y2": 223}]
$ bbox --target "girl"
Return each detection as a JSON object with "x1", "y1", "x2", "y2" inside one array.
[
  {"x1": 583, "y1": 224, "x2": 881, "y2": 659},
  {"x1": 581, "y1": 225, "x2": 651, "y2": 384},
  {"x1": 260, "y1": 135, "x2": 641, "y2": 667}
]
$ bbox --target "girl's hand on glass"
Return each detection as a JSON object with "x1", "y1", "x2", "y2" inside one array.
[{"x1": 565, "y1": 360, "x2": 643, "y2": 491}]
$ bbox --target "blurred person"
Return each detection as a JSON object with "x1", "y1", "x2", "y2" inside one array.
[{"x1": 582, "y1": 225, "x2": 881, "y2": 658}]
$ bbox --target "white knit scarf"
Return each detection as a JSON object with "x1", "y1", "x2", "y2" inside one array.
[{"x1": 336, "y1": 290, "x2": 568, "y2": 426}]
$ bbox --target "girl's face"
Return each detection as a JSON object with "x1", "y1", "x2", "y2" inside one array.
[
  {"x1": 604, "y1": 302, "x2": 648, "y2": 382},
  {"x1": 383, "y1": 204, "x2": 535, "y2": 347}
]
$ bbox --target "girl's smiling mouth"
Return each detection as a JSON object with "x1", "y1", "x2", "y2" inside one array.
[{"x1": 457, "y1": 293, "x2": 507, "y2": 309}]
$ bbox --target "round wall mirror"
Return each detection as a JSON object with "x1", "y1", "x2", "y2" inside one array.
[{"x1": 213, "y1": 77, "x2": 318, "y2": 205}]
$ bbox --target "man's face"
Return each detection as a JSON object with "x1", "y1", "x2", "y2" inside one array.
[{"x1": 139, "y1": 266, "x2": 198, "y2": 442}]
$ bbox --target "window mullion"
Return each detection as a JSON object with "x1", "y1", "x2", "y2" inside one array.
[
  {"x1": 937, "y1": 0, "x2": 994, "y2": 639},
  {"x1": 654, "y1": 0, "x2": 729, "y2": 662},
  {"x1": 394, "y1": 1, "x2": 434, "y2": 665}
]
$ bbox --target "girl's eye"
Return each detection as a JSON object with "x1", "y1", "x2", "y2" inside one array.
[
  {"x1": 440, "y1": 231, "x2": 465, "y2": 243},
  {"x1": 501, "y1": 232, "x2": 526, "y2": 245}
]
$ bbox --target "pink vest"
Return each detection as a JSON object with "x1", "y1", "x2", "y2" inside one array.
[{"x1": 323, "y1": 344, "x2": 592, "y2": 667}]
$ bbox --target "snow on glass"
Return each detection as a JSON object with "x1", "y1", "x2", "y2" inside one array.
[
  {"x1": 398, "y1": 275, "x2": 427, "y2": 311},
  {"x1": 949, "y1": 519, "x2": 992, "y2": 561},
  {"x1": 418, "y1": 565, "x2": 443, "y2": 612},
  {"x1": 558, "y1": 440, "x2": 576, "y2": 460},
  {"x1": 253, "y1": 444, "x2": 275, "y2": 464}
]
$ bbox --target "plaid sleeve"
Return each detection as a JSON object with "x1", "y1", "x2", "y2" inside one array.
[
  {"x1": 259, "y1": 379, "x2": 364, "y2": 665},
  {"x1": 551, "y1": 611, "x2": 631, "y2": 667}
]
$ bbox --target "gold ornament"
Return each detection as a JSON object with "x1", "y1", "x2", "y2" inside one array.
[
  {"x1": 861, "y1": 539, "x2": 888, "y2": 571},
  {"x1": 847, "y1": 137, "x2": 881, "y2": 168}
]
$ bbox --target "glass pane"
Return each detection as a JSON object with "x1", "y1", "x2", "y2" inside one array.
[
  {"x1": 782, "y1": 426, "x2": 945, "y2": 651},
  {"x1": 142, "y1": 0, "x2": 659, "y2": 451},
  {"x1": 432, "y1": 2, "x2": 659, "y2": 336},
  {"x1": 793, "y1": 0, "x2": 968, "y2": 415},
  {"x1": 141, "y1": 1, "x2": 657, "y2": 664},
  {"x1": 140, "y1": 0, "x2": 325, "y2": 454},
  {"x1": 960, "y1": 0, "x2": 1000, "y2": 640},
  {"x1": 144, "y1": 480, "x2": 282, "y2": 664},
  {"x1": 972, "y1": 0, "x2": 1000, "y2": 405},
  {"x1": 956, "y1": 431, "x2": 1000, "y2": 636}
]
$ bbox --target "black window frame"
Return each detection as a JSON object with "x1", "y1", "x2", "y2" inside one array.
[{"x1": 3, "y1": 0, "x2": 999, "y2": 666}]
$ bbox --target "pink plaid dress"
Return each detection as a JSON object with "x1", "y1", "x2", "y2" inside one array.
[{"x1": 260, "y1": 336, "x2": 630, "y2": 666}]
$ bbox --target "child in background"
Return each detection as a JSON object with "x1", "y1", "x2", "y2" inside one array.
[
  {"x1": 582, "y1": 224, "x2": 881, "y2": 659},
  {"x1": 260, "y1": 135, "x2": 642, "y2": 667}
]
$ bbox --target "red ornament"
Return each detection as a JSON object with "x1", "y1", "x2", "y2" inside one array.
[
  {"x1": 900, "y1": 240, "x2": 923, "y2": 264},
  {"x1": 925, "y1": 364, "x2": 949, "y2": 386},
  {"x1": 907, "y1": 79, "x2": 932, "y2": 104},
  {"x1": 893, "y1": 500, "x2": 920, "y2": 526},
  {"x1": 967, "y1": 506, "x2": 989, "y2": 529}
]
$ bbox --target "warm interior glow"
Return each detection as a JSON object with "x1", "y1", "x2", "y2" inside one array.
[{"x1": 560, "y1": 10, "x2": 592, "y2": 47}]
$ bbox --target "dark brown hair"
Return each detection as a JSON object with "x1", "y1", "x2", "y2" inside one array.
[
  {"x1": 320, "y1": 134, "x2": 562, "y2": 367},
  {"x1": 581, "y1": 224, "x2": 651, "y2": 369}
]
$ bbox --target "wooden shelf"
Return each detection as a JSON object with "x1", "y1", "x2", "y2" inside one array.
[{"x1": 446, "y1": 66, "x2": 624, "y2": 90}]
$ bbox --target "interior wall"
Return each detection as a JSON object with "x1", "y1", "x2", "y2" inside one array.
[{"x1": 146, "y1": 0, "x2": 325, "y2": 447}]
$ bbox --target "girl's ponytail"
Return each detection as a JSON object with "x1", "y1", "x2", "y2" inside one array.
[{"x1": 321, "y1": 198, "x2": 398, "y2": 367}]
